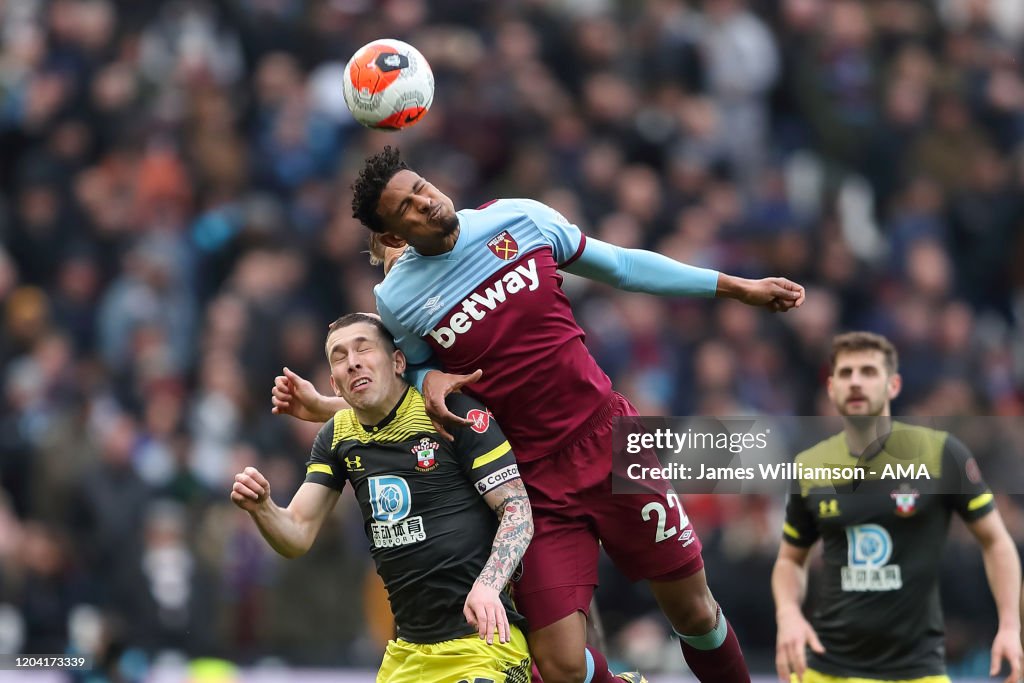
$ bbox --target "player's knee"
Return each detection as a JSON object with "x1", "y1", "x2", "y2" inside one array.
[
  {"x1": 670, "y1": 588, "x2": 719, "y2": 636},
  {"x1": 533, "y1": 650, "x2": 589, "y2": 683}
]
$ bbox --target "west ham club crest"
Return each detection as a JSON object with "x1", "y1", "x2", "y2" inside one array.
[{"x1": 487, "y1": 231, "x2": 519, "y2": 260}]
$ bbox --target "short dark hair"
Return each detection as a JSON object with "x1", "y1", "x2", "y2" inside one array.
[
  {"x1": 830, "y1": 331, "x2": 899, "y2": 375},
  {"x1": 325, "y1": 313, "x2": 395, "y2": 351},
  {"x1": 351, "y1": 146, "x2": 409, "y2": 233}
]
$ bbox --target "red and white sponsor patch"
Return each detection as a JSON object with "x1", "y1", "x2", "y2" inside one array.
[
  {"x1": 467, "y1": 408, "x2": 492, "y2": 434},
  {"x1": 487, "y1": 231, "x2": 519, "y2": 260},
  {"x1": 965, "y1": 457, "x2": 982, "y2": 484}
]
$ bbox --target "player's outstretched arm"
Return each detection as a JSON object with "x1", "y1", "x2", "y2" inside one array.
[
  {"x1": 231, "y1": 467, "x2": 341, "y2": 558},
  {"x1": 464, "y1": 477, "x2": 534, "y2": 645},
  {"x1": 772, "y1": 542, "x2": 825, "y2": 683},
  {"x1": 564, "y1": 236, "x2": 805, "y2": 312},
  {"x1": 967, "y1": 509, "x2": 1023, "y2": 683},
  {"x1": 271, "y1": 367, "x2": 348, "y2": 423}
]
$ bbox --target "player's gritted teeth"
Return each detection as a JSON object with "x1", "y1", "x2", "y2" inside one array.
[{"x1": 350, "y1": 377, "x2": 372, "y2": 393}]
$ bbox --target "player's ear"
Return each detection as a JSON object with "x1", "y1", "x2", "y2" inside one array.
[
  {"x1": 379, "y1": 233, "x2": 407, "y2": 249},
  {"x1": 393, "y1": 348, "x2": 407, "y2": 376},
  {"x1": 887, "y1": 372, "x2": 902, "y2": 401},
  {"x1": 826, "y1": 375, "x2": 836, "y2": 404},
  {"x1": 329, "y1": 374, "x2": 342, "y2": 397}
]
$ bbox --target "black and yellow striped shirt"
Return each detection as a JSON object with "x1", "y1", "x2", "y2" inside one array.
[
  {"x1": 305, "y1": 387, "x2": 526, "y2": 644},
  {"x1": 783, "y1": 421, "x2": 995, "y2": 679}
]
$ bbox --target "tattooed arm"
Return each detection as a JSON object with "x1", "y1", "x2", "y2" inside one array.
[
  {"x1": 463, "y1": 478, "x2": 534, "y2": 644},
  {"x1": 479, "y1": 477, "x2": 534, "y2": 589}
]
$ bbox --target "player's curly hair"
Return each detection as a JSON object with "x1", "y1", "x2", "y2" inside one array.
[{"x1": 352, "y1": 146, "x2": 409, "y2": 233}]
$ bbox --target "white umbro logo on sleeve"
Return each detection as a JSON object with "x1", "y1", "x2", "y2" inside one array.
[{"x1": 422, "y1": 296, "x2": 444, "y2": 313}]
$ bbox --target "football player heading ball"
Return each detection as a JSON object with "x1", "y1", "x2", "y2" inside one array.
[{"x1": 275, "y1": 147, "x2": 805, "y2": 683}]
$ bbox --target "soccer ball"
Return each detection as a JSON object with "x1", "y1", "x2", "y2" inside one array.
[{"x1": 343, "y1": 39, "x2": 434, "y2": 131}]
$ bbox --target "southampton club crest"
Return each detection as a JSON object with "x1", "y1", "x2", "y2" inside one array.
[
  {"x1": 891, "y1": 485, "x2": 920, "y2": 517},
  {"x1": 487, "y1": 231, "x2": 519, "y2": 260},
  {"x1": 413, "y1": 437, "x2": 440, "y2": 472}
]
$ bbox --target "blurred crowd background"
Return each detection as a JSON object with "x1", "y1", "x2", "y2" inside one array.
[{"x1": 0, "y1": 0, "x2": 1023, "y2": 678}]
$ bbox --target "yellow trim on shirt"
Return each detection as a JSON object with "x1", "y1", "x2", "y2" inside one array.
[
  {"x1": 472, "y1": 441, "x2": 511, "y2": 469},
  {"x1": 968, "y1": 492, "x2": 993, "y2": 511}
]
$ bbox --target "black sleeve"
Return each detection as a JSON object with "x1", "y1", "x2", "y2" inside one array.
[
  {"x1": 782, "y1": 493, "x2": 820, "y2": 548},
  {"x1": 446, "y1": 393, "x2": 519, "y2": 495},
  {"x1": 303, "y1": 418, "x2": 347, "y2": 492},
  {"x1": 943, "y1": 434, "x2": 994, "y2": 522}
]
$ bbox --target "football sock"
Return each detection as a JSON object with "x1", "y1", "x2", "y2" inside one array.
[
  {"x1": 675, "y1": 605, "x2": 751, "y2": 683},
  {"x1": 585, "y1": 645, "x2": 619, "y2": 683},
  {"x1": 532, "y1": 644, "x2": 619, "y2": 681}
]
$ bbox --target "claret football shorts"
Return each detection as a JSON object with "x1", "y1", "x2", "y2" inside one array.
[{"x1": 514, "y1": 392, "x2": 704, "y2": 630}]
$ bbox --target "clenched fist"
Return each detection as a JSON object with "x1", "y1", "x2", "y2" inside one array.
[{"x1": 230, "y1": 466, "x2": 271, "y2": 513}]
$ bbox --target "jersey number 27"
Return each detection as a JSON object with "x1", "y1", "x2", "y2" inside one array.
[{"x1": 641, "y1": 492, "x2": 688, "y2": 543}]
